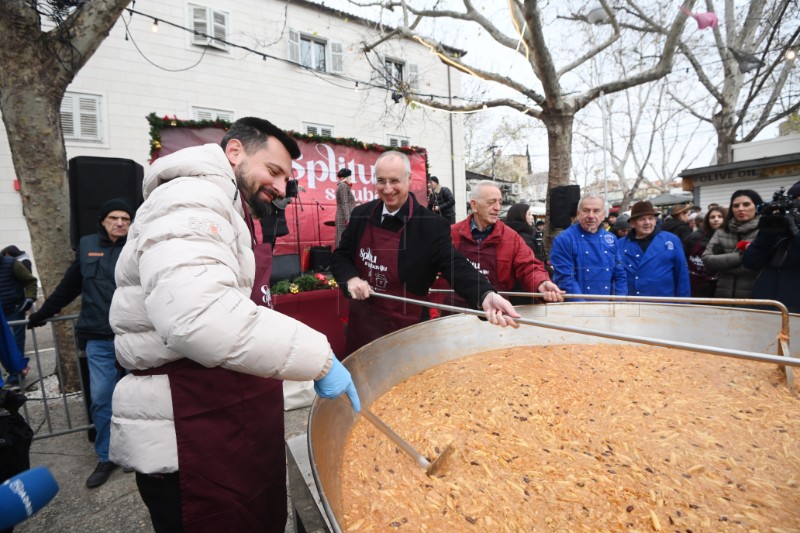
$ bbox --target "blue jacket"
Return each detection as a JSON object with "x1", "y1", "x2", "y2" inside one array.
[
  {"x1": 618, "y1": 229, "x2": 690, "y2": 297},
  {"x1": 550, "y1": 224, "x2": 627, "y2": 299}
]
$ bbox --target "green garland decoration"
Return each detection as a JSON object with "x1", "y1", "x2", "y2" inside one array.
[{"x1": 147, "y1": 112, "x2": 430, "y2": 177}]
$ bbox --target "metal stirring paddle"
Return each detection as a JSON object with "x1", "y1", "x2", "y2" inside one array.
[{"x1": 360, "y1": 407, "x2": 455, "y2": 477}]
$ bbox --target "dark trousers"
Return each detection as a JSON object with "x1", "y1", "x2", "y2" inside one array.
[{"x1": 136, "y1": 472, "x2": 183, "y2": 533}]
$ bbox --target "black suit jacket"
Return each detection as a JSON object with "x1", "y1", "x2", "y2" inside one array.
[{"x1": 331, "y1": 193, "x2": 492, "y2": 307}]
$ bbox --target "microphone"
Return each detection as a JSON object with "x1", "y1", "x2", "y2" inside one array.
[
  {"x1": 315, "y1": 200, "x2": 325, "y2": 211},
  {"x1": 0, "y1": 466, "x2": 59, "y2": 529}
]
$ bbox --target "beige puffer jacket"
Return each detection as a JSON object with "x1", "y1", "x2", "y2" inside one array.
[{"x1": 109, "y1": 144, "x2": 332, "y2": 473}]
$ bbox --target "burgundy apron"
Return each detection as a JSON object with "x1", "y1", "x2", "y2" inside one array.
[
  {"x1": 135, "y1": 197, "x2": 286, "y2": 532},
  {"x1": 448, "y1": 237, "x2": 499, "y2": 309},
  {"x1": 345, "y1": 203, "x2": 425, "y2": 355}
]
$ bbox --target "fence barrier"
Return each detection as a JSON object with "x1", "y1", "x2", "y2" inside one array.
[{"x1": 5, "y1": 314, "x2": 94, "y2": 441}]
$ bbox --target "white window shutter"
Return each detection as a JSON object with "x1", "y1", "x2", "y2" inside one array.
[
  {"x1": 389, "y1": 138, "x2": 399, "y2": 147},
  {"x1": 288, "y1": 29, "x2": 300, "y2": 63},
  {"x1": 78, "y1": 96, "x2": 100, "y2": 140},
  {"x1": 330, "y1": 41, "x2": 344, "y2": 73},
  {"x1": 321, "y1": 127, "x2": 333, "y2": 137},
  {"x1": 408, "y1": 63, "x2": 419, "y2": 91},
  {"x1": 60, "y1": 96, "x2": 75, "y2": 138},
  {"x1": 191, "y1": 5, "x2": 208, "y2": 46},
  {"x1": 306, "y1": 125, "x2": 318, "y2": 136},
  {"x1": 194, "y1": 109, "x2": 213, "y2": 121},
  {"x1": 401, "y1": 139, "x2": 410, "y2": 147},
  {"x1": 211, "y1": 10, "x2": 228, "y2": 50}
]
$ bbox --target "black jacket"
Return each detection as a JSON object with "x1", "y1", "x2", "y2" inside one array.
[
  {"x1": 331, "y1": 193, "x2": 492, "y2": 307},
  {"x1": 742, "y1": 227, "x2": 800, "y2": 313},
  {"x1": 662, "y1": 218, "x2": 692, "y2": 242},
  {"x1": 428, "y1": 186, "x2": 456, "y2": 223}
]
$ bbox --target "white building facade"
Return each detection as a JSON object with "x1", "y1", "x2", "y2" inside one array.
[{"x1": 0, "y1": 0, "x2": 466, "y2": 264}]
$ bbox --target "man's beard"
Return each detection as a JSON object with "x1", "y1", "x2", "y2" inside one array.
[{"x1": 235, "y1": 165, "x2": 276, "y2": 219}]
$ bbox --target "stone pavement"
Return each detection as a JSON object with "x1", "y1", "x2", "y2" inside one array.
[
  {"x1": 14, "y1": 398, "x2": 311, "y2": 533},
  {"x1": 8, "y1": 321, "x2": 313, "y2": 532}
]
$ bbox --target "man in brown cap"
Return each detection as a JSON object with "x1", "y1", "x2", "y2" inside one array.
[
  {"x1": 617, "y1": 201, "x2": 690, "y2": 297},
  {"x1": 662, "y1": 203, "x2": 693, "y2": 241}
]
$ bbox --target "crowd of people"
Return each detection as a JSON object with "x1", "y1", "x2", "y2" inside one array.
[{"x1": 1, "y1": 112, "x2": 798, "y2": 532}]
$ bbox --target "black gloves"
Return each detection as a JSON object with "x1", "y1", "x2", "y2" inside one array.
[
  {"x1": 26, "y1": 311, "x2": 48, "y2": 329},
  {"x1": 16, "y1": 298, "x2": 34, "y2": 314}
]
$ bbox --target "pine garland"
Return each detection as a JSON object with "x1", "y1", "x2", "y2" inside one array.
[{"x1": 147, "y1": 112, "x2": 430, "y2": 174}]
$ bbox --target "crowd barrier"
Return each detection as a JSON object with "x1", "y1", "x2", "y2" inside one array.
[{"x1": 6, "y1": 315, "x2": 94, "y2": 441}]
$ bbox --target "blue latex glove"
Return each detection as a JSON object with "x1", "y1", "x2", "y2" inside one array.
[{"x1": 314, "y1": 356, "x2": 360, "y2": 412}]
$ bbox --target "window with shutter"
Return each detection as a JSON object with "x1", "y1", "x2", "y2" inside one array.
[
  {"x1": 330, "y1": 41, "x2": 344, "y2": 73},
  {"x1": 304, "y1": 122, "x2": 334, "y2": 137},
  {"x1": 408, "y1": 63, "x2": 419, "y2": 91},
  {"x1": 190, "y1": 5, "x2": 208, "y2": 46},
  {"x1": 384, "y1": 58, "x2": 405, "y2": 88},
  {"x1": 192, "y1": 107, "x2": 234, "y2": 122},
  {"x1": 288, "y1": 29, "x2": 300, "y2": 63},
  {"x1": 211, "y1": 10, "x2": 228, "y2": 50},
  {"x1": 60, "y1": 92, "x2": 102, "y2": 143},
  {"x1": 387, "y1": 135, "x2": 410, "y2": 148},
  {"x1": 188, "y1": 4, "x2": 228, "y2": 51}
]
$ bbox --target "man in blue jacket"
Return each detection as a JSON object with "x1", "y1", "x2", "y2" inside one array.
[
  {"x1": 550, "y1": 195, "x2": 627, "y2": 299},
  {"x1": 618, "y1": 201, "x2": 690, "y2": 297}
]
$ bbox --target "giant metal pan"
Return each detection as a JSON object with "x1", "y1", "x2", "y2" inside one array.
[{"x1": 308, "y1": 302, "x2": 800, "y2": 532}]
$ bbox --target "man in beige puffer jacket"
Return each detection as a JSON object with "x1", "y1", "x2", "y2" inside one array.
[{"x1": 109, "y1": 117, "x2": 358, "y2": 532}]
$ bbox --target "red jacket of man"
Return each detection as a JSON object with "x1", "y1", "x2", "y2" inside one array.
[{"x1": 450, "y1": 215, "x2": 550, "y2": 292}]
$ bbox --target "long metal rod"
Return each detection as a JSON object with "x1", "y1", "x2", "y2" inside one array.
[
  {"x1": 370, "y1": 292, "x2": 800, "y2": 368},
  {"x1": 360, "y1": 407, "x2": 431, "y2": 471},
  {"x1": 428, "y1": 290, "x2": 792, "y2": 346}
]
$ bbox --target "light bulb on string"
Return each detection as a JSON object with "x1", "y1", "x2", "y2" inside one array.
[
  {"x1": 152, "y1": 19, "x2": 159, "y2": 33},
  {"x1": 786, "y1": 49, "x2": 797, "y2": 62}
]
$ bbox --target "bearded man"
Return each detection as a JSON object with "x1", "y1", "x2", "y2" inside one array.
[{"x1": 109, "y1": 117, "x2": 358, "y2": 532}]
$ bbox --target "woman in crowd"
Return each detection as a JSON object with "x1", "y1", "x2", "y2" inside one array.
[
  {"x1": 505, "y1": 203, "x2": 540, "y2": 258},
  {"x1": 684, "y1": 206, "x2": 726, "y2": 297},
  {"x1": 701, "y1": 190, "x2": 762, "y2": 298}
]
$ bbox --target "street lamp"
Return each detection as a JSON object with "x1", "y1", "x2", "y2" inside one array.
[{"x1": 600, "y1": 91, "x2": 609, "y2": 214}]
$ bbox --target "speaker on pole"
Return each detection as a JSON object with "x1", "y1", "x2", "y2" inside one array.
[
  {"x1": 548, "y1": 185, "x2": 581, "y2": 230},
  {"x1": 68, "y1": 156, "x2": 144, "y2": 250}
]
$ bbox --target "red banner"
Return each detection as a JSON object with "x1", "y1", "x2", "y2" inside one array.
[
  {"x1": 155, "y1": 127, "x2": 428, "y2": 256},
  {"x1": 278, "y1": 140, "x2": 427, "y2": 255}
]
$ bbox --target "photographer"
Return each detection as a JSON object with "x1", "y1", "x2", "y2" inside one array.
[{"x1": 742, "y1": 181, "x2": 800, "y2": 313}]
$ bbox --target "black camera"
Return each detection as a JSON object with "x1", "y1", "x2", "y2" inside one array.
[{"x1": 757, "y1": 187, "x2": 800, "y2": 232}]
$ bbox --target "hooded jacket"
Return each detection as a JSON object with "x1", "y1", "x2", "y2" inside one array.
[{"x1": 109, "y1": 143, "x2": 332, "y2": 473}]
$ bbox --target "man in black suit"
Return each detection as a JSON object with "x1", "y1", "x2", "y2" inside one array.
[{"x1": 331, "y1": 151, "x2": 518, "y2": 355}]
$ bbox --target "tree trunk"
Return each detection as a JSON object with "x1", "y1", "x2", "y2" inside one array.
[
  {"x1": 1, "y1": 73, "x2": 83, "y2": 390},
  {"x1": 543, "y1": 111, "x2": 575, "y2": 251},
  {"x1": 1, "y1": 1, "x2": 130, "y2": 390},
  {"x1": 713, "y1": 108, "x2": 736, "y2": 165}
]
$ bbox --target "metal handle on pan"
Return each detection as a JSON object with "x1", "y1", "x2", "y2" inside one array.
[{"x1": 369, "y1": 291, "x2": 799, "y2": 370}]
